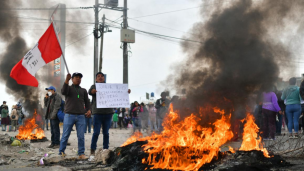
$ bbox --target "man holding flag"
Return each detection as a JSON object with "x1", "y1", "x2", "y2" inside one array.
[{"x1": 59, "y1": 73, "x2": 91, "y2": 159}]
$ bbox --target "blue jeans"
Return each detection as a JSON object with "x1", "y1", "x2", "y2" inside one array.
[
  {"x1": 113, "y1": 121, "x2": 117, "y2": 128},
  {"x1": 158, "y1": 118, "x2": 164, "y2": 133},
  {"x1": 59, "y1": 114, "x2": 85, "y2": 155},
  {"x1": 286, "y1": 104, "x2": 301, "y2": 133},
  {"x1": 50, "y1": 118, "x2": 60, "y2": 145},
  {"x1": 91, "y1": 114, "x2": 112, "y2": 150},
  {"x1": 276, "y1": 114, "x2": 283, "y2": 134},
  {"x1": 85, "y1": 117, "x2": 92, "y2": 133},
  {"x1": 18, "y1": 117, "x2": 23, "y2": 126},
  {"x1": 44, "y1": 119, "x2": 49, "y2": 130},
  {"x1": 132, "y1": 118, "x2": 141, "y2": 132}
]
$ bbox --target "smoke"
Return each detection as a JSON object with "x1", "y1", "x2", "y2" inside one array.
[
  {"x1": 0, "y1": 1, "x2": 94, "y2": 114},
  {"x1": 169, "y1": 0, "x2": 304, "y2": 118},
  {"x1": 0, "y1": 0, "x2": 39, "y2": 114}
]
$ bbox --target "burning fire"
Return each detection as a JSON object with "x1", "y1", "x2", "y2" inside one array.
[
  {"x1": 239, "y1": 113, "x2": 270, "y2": 158},
  {"x1": 122, "y1": 106, "x2": 270, "y2": 170},
  {"x1": 121, "y1": 131, "x2": 143, "y2": 147},
  {"x1": 16, "y1": 110, "x2": 45, "y2": 140},
  {"x1": 124, "y1": 106, "x2": 234, "y2": 170}
]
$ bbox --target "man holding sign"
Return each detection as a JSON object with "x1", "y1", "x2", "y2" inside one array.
[{"x1": 89, "y1": 72, "x2": 130, "y2": 159}]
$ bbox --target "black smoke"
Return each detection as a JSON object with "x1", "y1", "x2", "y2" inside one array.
[
  {"x1": 0, "y1": 0, "x2": 39, "y2": 114},
  {"x1": 171, "y1": 0, "x2": 303, "y2": 119},
  {"x1": 0, "y1": 1, "x2": 94, "y2": 115}
]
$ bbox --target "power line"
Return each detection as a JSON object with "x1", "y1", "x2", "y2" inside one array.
[
  {"x1": 66, "y1": 33, "x2": 93, "y2": 47},
  {"x1": 0, "y1": 7, "x2": 92, "y2": 10},
  {"x1": 12, "y1": 15, "x2": 95, "y2": 24},
  {"x1": 105, "y1": 18, "x2": 122, "y2": 27},
  {"x1": 128, "y1": 18, "x2": 198, "y2": 36},
  {"x1": 106, "y1": 22, "x2": 202, "y2": 44},
  {"x1": 105, "y1": 18, "x2": 202, "y2": 44},
  {"x1": 131, "y1": 27, "x2": 203, "y2": 44},
  {"x1": 129, "y1": 6, "x2": 201, "y2": 19},
  {"x1": 130, "y1": 81, "x2": 159, "y2": 88}
]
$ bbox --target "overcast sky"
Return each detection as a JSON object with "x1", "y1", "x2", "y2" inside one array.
[{"x1": 0, "y1": 0, "x2": 202, "y2": 106}]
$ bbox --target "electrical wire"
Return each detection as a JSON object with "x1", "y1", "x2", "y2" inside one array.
[
  {"x1": 128, "y1": 6, "x2": 201, "y2": 19},
  {"x1": 130, "y1": 81, "x2": 160, "y2": 88},
  {"x1": 0, "y1": 7, "x2": 92, "y2": 10},
  {"x1": 66, "y1": 33, "x2": 93, "y2": 47},
  {"x1": 128, "y1": 18, "x2": 198, "y2": 36},
  {"x1": 11, "y1": 15, "x2": 95, "y2": 24},
  {"x1": 104, "y1": 19, "x2": 202, "y2": 44}
]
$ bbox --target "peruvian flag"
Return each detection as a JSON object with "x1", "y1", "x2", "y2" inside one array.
[{"x1": 10, "y1": 23, "x2": 62, "y2": 87}]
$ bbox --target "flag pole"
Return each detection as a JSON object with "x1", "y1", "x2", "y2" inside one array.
[{"x1": 50, "y1": 5, "x2": 70, "y2": 74}]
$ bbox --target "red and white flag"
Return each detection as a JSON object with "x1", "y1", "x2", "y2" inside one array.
[{"x1": 10, "y1": 23, "x2": 62, "y2": 87}]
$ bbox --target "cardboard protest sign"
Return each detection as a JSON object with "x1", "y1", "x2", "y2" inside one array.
[{"x1": 96, "y1": 83, "x2": 130, "y2": 108}]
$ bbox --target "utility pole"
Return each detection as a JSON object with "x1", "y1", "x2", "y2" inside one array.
[
  {"x1": 99, "y1": 14, "x2": 105, "y2": 72},
  {"x1": 123, "y1": 0, "x2": 128, "y2": 84},
  {"x1": 93, "y1": 0, "x2": 99, "y2": 83}
]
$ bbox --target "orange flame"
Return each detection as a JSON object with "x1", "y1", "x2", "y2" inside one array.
[
  {"x1": 16, "y1": 109, "x2": 45, "y2": 140},
  {"x1": 122, "y1": 106, "x2": 271, "y2": 170},
  {"x1": 239, "y1": 113, "x2": 270, "y2": 158},
  {"x1": 229, "y1": 146, "x2": 235, "y2": 153},
  {"x1": 121, "y1": 132, "x2": 143, "y2": 147},
  {"x1": 122, "y1": 106, "x2": 234, "y2": 170}
]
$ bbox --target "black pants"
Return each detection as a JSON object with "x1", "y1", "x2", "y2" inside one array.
[
  {"x1": 50, "y1": 118, "x2": 60, "y2": 145},
  {"x1": 262, "y1": 109, "x2": 276, "y2": 139},
  {"x1": 118, "y1": 117, "x2": 124, "y2": 129}
]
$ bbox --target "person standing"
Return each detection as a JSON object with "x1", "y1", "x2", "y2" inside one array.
[
  {"x1": 0, "y1": 101, "x2": 9, "y2": 114},
  {"x1": 44, "y1": 94, "x2": 50, "y2": 131},
  {"x1": 1, "y1": 105, "x2": 9, "y2": 131},
  {"x1": 89, "y1": 72, "x2": 130, "y2": 159},
  {"x1": 140, "y1": 103, "x2": 149, "y2": 132},
  {"x1": 89, "y1": 72, "x2": 114, "y2": 158},
  {"x1": 117, "y1": 108, "x2": 125, "y2": 130},
  {"x1": 282, "y1": 77, "x2": 302, "y2": 139},
  {"x1": 124, "y1": 114, "x2": 131, "y2": 128},
  {"x1": 148, "y1": 103, "x2": 157, "y2": 132},
  {"x1": 59, "y1": 73, "x2": 91, "y2": 159},
  {"x1": 16, "y1": 104, "x2": 24, "y2": 126},
  {"x1": 10, "y1": 105, "x2": 18, "y2": 131},
  {"x1": 44, "y1": 86, "x2": 62, "y2": 148},
  {"x1": 155, "y1": 92, "x2": 170, "y2": 133},
  {"x1": 131, "y1": 101, "x2": 142, "y2": 133},
  {"x1": 112, "y1": 112, "x2": 118, "y2": 129},
  {"x1": 261, "y1": 85, "x2": 282, "y2": 140},
  {"x1": 276, "y1": 90, "x2": 286, "y2": 136}
]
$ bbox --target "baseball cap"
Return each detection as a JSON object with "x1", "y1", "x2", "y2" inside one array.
[
  {"x1": 45, "y1": 86, "x2": 56, "y2": 92},
  {"x1": 72, "y1": 72, "x2": 83, "y2": 78},
  {"x1": 96, "y1": 72, "x2": 105, "y2": 78}
]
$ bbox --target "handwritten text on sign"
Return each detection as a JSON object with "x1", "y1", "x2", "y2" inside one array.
[{"x1": 96, "y1": 83, "x2": 130, "y2": 108}]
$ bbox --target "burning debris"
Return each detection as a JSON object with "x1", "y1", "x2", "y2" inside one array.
[
  {"x1": 239, "y1": 113, "x2": 269, "y2": 157},
  {"x1": 112, "y1": 142, "x2": 290, "y2": 171},
  {"x1": 16, "y1": 110, "x2": 46, "y2": 140},
  {"x1": 30, "y1": 137, "x2": 48, "y2": 143},
  {"x1": 116, "y1": 107, "x2": 281, "y2": 170}
]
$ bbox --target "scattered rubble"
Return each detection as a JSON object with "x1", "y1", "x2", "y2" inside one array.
[
  {"x1": 0, "y1": 134, "x2": 13, "y2": 145},
  {"x1": 95, "y1": 149, "x2": 115, "y2": 165}
]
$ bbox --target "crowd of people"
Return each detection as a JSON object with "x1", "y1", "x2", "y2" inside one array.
[
  {"x1": 5, "y1": 71, "x2": 304, "y2": 160},
  {"x1": 254, "y1": 77, "x2": 304, "y2": 140},
  {"x1": 0, "y1": 101, "x2": 25, "y2": 132},
  {"x1": 124, "y1": 92, "x2": 170, "y2": 133}
]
